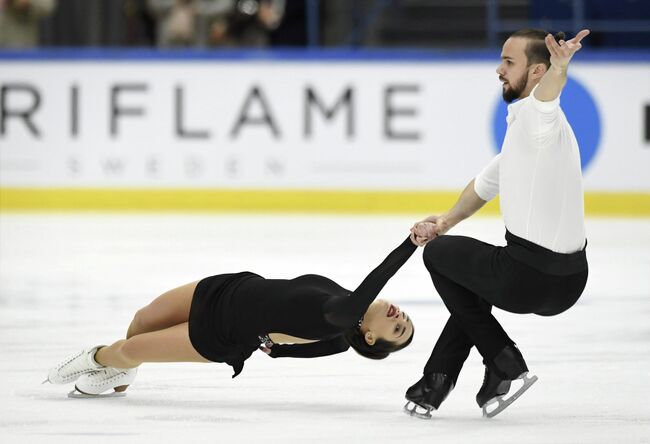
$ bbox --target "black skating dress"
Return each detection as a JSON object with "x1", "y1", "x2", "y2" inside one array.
[{"x1": 188, "y1": 237, "x2": 416, "y2": 377}]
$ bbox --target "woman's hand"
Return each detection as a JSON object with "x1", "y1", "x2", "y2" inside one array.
[
  {"x1": 410, "y1": 222, "x2": 435, "y2": 246},
  {"x1": 410, "y1": 215, "x2": 449, "y2": 246}
]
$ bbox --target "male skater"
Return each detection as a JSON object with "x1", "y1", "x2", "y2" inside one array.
[{"x1": 404, "y1": 28, "x2": 591, "y2": 419}]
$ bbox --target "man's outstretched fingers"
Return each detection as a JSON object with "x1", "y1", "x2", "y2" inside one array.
[
  {"x1": 572, "y1": 29, "x2": 590, "y2": 44},
  {"x1": 546, "y1": 37, "x2": 558, "y2": 56}
]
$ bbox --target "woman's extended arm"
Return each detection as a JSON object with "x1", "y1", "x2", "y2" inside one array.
[
  {"x1": 322, "y1": 237, "x2": 417, "y2": 329},
  {"x1": 264, "y1": 336, "x2": 350, "y2": 358}
]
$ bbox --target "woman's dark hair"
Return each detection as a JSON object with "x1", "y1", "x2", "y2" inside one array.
[
  {"x1": 509, "y1": 29, "x2": 567, "y2": 68},
  {"x1": 343, "y1": 325, "x2": 414, "y2": 360}
]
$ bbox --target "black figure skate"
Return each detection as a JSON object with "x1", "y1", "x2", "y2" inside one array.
[
  {"x1": 477, "y1": 345, "x2": 538, "y2": 418},
  {"x1": 403, "y1": 373, "x2": 454, "y2": 419}
]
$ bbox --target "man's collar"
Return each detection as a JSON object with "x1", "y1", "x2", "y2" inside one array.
[{"x1": 506, "y1": 95, "x2": 529, "y2": 123}]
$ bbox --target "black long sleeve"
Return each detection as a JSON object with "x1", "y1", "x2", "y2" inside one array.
[
  {"x1": 322, "y1": 237, "x2": 417, "y2": 329},
  {"x1": 268, "y1": 336, "x2": 350, "y2": 358}
]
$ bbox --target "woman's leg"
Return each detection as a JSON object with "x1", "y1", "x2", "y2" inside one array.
[
  {"x1": 126, "y1": 281, "x2": 199, "y2": 338},
  {"x1": 96, "y1": 322, "x2": 210, "y2": 368}
]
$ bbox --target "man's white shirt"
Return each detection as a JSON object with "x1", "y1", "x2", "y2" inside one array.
[{"x1": 474, "y1": 85, "x2": 586, "y2": 254}]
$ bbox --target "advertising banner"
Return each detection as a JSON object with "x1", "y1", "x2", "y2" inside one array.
[{"x1": 1, "y1": 54, "x2": 648, "y2": 213}]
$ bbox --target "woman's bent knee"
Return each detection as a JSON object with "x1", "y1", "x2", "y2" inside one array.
[{"x1": 126, "y1": 309, "x2": 147, "y2": 338}]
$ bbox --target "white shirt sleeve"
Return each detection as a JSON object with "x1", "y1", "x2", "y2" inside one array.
[
  {"x1": 530, "y1": 84, "x2": 561, "y2": 113},
  {"x1": 527, "y1": 84, "x2": 561, "y2": 137},
  {"x1": 474, "y1": 153, "x2": 500, "y2": 201}
]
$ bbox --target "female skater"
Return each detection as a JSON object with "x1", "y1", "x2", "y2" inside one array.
[{"x1": 46, "y1": 235, "x2": 417, "y2": 396}]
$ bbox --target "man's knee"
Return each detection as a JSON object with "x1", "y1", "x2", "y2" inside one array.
[
  {"x1": 422, "y1": 239, "x2": 438, "y2": 269},
  {"x1": 422, "y1": 236, "x2": 453, "y2": 271}
]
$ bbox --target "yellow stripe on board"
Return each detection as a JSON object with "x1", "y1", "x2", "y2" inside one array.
[{"x1": 0, "y1": 188, "x2": 649, "y2": 216}]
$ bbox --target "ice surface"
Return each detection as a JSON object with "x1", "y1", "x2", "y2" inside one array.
[{"x1": 0, "y1": 214, "x2": 649, "y2": 443}]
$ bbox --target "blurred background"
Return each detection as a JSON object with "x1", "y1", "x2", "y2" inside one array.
[{"x1": 1, "y1": 0, "x2": 650, "y2": 49}]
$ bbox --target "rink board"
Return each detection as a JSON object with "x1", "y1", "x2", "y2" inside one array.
[{"x1": 1, "y1": 50, "x2": 649, "y2": 214}]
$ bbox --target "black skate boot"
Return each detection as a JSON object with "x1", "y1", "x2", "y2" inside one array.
[
  {"x1": 403, "y1": 373, "x2": 454, "y2": 420},
  {"x1": 477, "y1": 345, "x2": 538, "y2": 418},
  {"x1": 476, "y1": 366, "x2": 511, "y2": 408}
]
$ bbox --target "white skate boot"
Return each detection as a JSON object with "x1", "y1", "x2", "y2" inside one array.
[
  {"x1": 69, "y1": 367, "x2": 138, "y2": 398},
  {"x1": 45, "y1": 346, "x2": 106, "y2": 385}
]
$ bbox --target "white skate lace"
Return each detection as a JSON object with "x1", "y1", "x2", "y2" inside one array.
[
  {"x1": 55, "y1": 350, "x2": 101, "y2": 378},
  {"x1": 85, "y1": 368, "x2": 130, "y2": 387}
]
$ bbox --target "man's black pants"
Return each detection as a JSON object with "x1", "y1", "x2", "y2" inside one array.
[{"x1": 423, "y1": 231, "x2": 588, "y2": 383}]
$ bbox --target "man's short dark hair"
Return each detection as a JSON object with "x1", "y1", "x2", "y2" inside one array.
[{"x1": 509, "y1": 29, "x2": 567, "y2": 68}]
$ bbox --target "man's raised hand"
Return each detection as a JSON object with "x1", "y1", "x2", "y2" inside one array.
[{"x1": 546, "y1": 29, "x2": 590, "y2": 69}]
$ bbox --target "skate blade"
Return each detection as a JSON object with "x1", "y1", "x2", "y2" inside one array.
[
  {"x1": 482, "y1": 373, "x2": 538, "y2": 418},
  {"x1": 403, "y1": 401, "x2": 433, "y2": 420},
  {"x1": 67, "y1": 389, "x2": 127, "y2": 399}
]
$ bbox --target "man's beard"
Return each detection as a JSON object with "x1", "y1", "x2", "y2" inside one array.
[{"x1": 502, "y1": 72, "x2": 527, "y2": 103}]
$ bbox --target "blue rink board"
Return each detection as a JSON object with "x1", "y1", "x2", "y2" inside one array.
[{"x1": 0, "y1": 48, "x2": 649, "y2": 62}]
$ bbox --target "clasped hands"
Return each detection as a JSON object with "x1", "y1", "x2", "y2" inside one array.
[{"x1": 409, "y1": 215, "x2": 450, "y2": 247}]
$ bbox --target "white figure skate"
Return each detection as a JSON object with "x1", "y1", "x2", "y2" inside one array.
[
  {"x1": 68, "y1": 367, "x2": 138, "y2": 398},
  {"x1": 45, "y1": 346, "x2": 106, "y2": 385}
]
